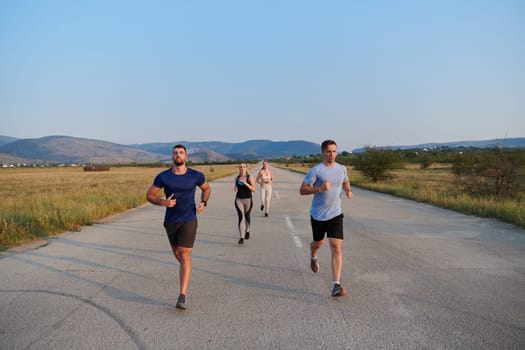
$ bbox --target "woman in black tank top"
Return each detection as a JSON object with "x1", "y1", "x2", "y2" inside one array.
[{"x1": 234, "y1": 163, "x2": 256, "y2": 244}]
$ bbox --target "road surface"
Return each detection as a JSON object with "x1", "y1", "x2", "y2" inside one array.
[{"x1": 1, "y1": 166, "x2": 524, "y2": 349}]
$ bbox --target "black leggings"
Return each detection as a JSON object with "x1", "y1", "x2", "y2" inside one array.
[{"x1": 235, "y1": 197, "x2": 253, "y2": 237}]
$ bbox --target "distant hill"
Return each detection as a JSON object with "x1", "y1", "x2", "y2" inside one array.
[
  {"x1": 134, "y1": 139, "x2": 320, "y2": 160},
  {"x1": 0, "y1": 135, "x2": 18, "y2": 147},
  {"x1": 0, "y1": 136, "x2": 167, "y2": 164},
  {"x1": 1, "y1": 135, "x2": 522, "y2": 165},
  {"x1": 352, "y1": 137, "x2": 525, "y2": 153},
  {"x1": 0, "y1": 136, "x2": 320, "y2": 164},
  {"x1": 0, "y1": 153, "x2": 35, "y2": 164}
]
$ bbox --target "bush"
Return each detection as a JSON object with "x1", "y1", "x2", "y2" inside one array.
[
  {"x1": 352, "y1": 147, "x2": 401, "y2": 182},
  {"x1": 419, "y1": 153, "x2": 433, "y2": 169},
  {"x1": 452, "y1": 149, "x2": 525, "y2": 199}
]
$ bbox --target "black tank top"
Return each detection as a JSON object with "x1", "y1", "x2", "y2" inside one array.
[{"x1": 236, "y1": 175, "x2": 252, "y2": 199}]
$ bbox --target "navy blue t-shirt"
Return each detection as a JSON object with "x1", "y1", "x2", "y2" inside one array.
[{"x1": 153, "y1": 168, "x2": 205, "y2": 223}]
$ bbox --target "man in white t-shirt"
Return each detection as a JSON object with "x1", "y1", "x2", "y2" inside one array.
[{"x1": 300, "y1": 140, "x2": 353, "y2": 297}]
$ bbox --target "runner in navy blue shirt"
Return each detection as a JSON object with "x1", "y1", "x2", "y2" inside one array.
[{"x1": 147, "y1": 144, "x2": 211, "y2": 309}]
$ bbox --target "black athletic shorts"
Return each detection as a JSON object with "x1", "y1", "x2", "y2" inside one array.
[
  {"x1": 310, "y1": 213, "x2": 344, "y2": 241},
  {"x1": 163, "y1": 219, "x2": 198, "y2": 248}
]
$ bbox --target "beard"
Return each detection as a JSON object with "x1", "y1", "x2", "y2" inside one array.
[{"x1": 174, "y1": 159, "x2": 185, "y2": 166}]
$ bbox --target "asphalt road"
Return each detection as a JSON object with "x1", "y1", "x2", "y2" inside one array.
[{"x1": 1, "y1": 166, "x2": 524, "y2": 349}]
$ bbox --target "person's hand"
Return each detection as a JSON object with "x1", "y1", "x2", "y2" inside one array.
[
  {"x1": 197, "y1": 201, "x2": 205, "y2": 214},
  {"x1": 346, "y1": 190, "x2": 353, "y2": 199},
  {"x1": 164, "y1": 193, "x2": 176, "y2": 207},
  {"x1": 322, "y1": 181, "x2": 331, "y2": 192}
]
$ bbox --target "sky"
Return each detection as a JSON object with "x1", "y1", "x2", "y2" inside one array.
[{"x1": 0, "y1": 0, "x2": 524, "y2": 152}]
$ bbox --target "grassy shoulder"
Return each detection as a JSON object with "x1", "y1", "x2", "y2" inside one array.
[
  {"x1": 3, "y1": 161, "x2": 522, "y2": 250},
  {"x1": 0, "y1": 164, "x2": 241, "y2": 250},
  {"x1": 276, "y1": 163, "x2": 525, "y2": 229}
]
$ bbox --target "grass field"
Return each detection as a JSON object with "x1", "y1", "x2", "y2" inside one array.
[
  {"x1": 2, "y1": 162, "x2": 523, "y2": 250},
  {"x1": 277, "y1": 163, "x2": 525, "y2": 229},
  {"x1": 0, "y1": 164, "x2": 241, "y2": 250}
]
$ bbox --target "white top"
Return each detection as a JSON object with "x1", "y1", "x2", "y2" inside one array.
[{"x1": 303, "y1": 162, "x2": 348, "y2": 221}]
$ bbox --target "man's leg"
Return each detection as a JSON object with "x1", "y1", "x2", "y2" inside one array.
[
  {"x1": 310, "y1": 240, "x2": 323, "y2": 258},
  {"x1": 173, "y1": 246, "x2": 193, "y2": 296},
  {"x1": 310, "y1": 240, "x2": 323, "y2": 273},
  {"x1": 328, "y1": 238, "x2": 343, "y2": 283}
]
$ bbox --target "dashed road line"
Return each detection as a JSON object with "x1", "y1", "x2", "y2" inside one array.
[{"x1": 285, "y1": 216, "x2": 302, "y2": 248}]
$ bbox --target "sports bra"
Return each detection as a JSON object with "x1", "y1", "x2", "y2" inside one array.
[{"x1": 261, "y1": 174, "x2": 271, "y2": 181}]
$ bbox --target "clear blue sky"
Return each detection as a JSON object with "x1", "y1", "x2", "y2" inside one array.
[{"x1": 1, "y1": 0, "x2": 523, "y2": 152}]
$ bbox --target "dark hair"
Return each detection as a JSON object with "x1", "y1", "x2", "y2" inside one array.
[
  {"x1": 173, "y1": 144, "x2": 187, "y2": 153},
  {"x1": 321, "y1": 140, "x2": 337, "y2": 152}
]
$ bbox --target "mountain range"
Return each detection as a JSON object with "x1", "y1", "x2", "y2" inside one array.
[
  {"x1": 0, "y1": 135, "x2": 321, "y2": 164},
  {"x1": 0, "y1": 135, "x2": 523, "y2": 165},
  {"x1": 353, "y1": 137, "x2": 525, "y2": 152}
]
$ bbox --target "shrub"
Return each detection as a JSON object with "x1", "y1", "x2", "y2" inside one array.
[
  {"x1": 452, "y1": 149, "x2": 525, "y2": 199},
  {"x1": 352, "y1": 147, "x2": 401, "y2": 182}
]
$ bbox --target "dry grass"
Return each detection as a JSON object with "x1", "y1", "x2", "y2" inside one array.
[
  {"x1": 3, "y1": 161, "x2": 522, "y2": 250},
  {"x1": 0, "y1": 164, "x2": 240, "y2": 250},
  {"x1": 276, "y1": 162, "x2": 524, "y2": 228}
]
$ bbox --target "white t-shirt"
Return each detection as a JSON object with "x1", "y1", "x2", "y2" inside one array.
[{"x1": 303, "y1": 162, "x2": 348, "y2": 221}]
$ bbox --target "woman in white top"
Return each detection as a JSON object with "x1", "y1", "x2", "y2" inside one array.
[{"x1": 256, "y1": 160, "x2": 274, "y2": 217}]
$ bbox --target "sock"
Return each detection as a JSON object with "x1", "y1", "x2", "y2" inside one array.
[{"x1": 332, "y1": 281, "x2": 340, "y2": 286}]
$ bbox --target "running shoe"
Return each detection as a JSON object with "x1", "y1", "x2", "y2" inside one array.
[
  {"x1": 238, "y1": 237, "x2": 244, "y2": 244},
  {"x1": 176, "y1": 294, "x2": 186, "y2": 309},
  {"x1": 245, "y1": 232, "x2": 250, "y2": 240},
  {"x1": 331, "y1": 283, "x2": 347, "y2": 297},
  {"x1": 264, "y1": 213, "x2": 268, "y2": 217},
  {"x1": 260, "y1": 205, "x2": 264, "y2": 211},
  {"x1": 310, "y1": 256, "x2": 319, "y2": 273}
]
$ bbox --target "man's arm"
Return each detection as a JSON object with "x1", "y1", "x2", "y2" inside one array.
[
  {"x1": 146, "y1": 185, "x2": 176, "y2": 207},
  {"x1": 196, "y1": 182, "x2": 211, "y2": 214},
  {"x1": 343, "y1": 180, "x2": 353, "y2": 198},
  {"x1": 300, "y1": 181, "x2": 330, "y2": 195},
  {"x1": 199, "y1": 182, "x2": 211, "y2": 204}
]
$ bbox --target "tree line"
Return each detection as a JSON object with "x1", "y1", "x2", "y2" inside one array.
[{"x1": 273, "y1": 147, "x2": 525, "y2": 200}]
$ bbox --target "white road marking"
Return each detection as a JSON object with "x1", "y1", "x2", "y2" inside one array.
[{"x1": 285, "y1": 216, "x2": 302, "y2": 248}]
